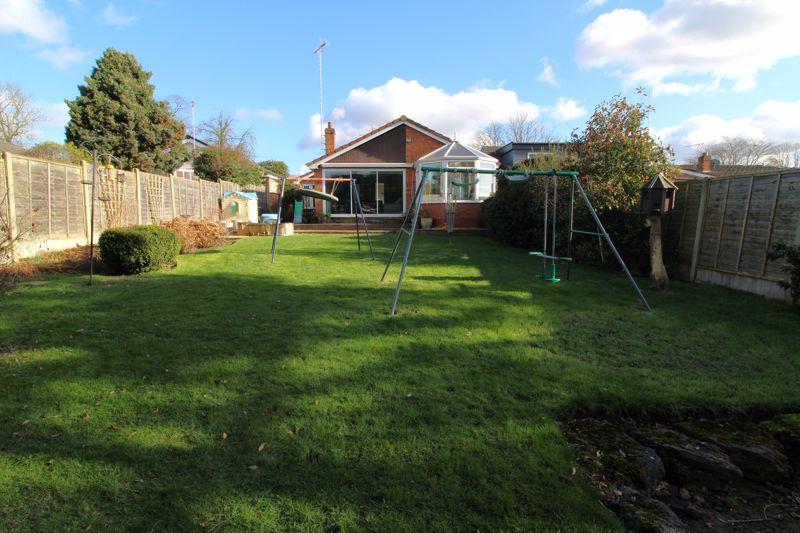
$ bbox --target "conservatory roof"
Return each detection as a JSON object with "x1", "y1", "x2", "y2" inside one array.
[{"x1": 417, "y1": 141, "x2": 498, "y2": 164}]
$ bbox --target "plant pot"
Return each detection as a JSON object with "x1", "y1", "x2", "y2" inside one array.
[{"x1": 421, "y1": 217, "x2": 433, "y2": 230}]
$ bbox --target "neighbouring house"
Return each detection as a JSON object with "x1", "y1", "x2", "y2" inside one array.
[
  {"x1": 487, "y1": 142, "x2": 568, "y2": 169},
  {"x1": 173, "y1": 135, "x2": 209, "y2": 180},
  {"x1": 301, "y1": 115, "x2": 498, "y2": 229},
  {"x1": 677, "y1": 152, "x2": 788, "y2": 180}
]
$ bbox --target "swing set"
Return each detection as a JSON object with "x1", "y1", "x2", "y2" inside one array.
[
  {"x1": 269, "y1": 175, "x2": 375, "y2": 263},
  {"x1": 382, "y1": 166, "x2": 652, "y2": 314}
]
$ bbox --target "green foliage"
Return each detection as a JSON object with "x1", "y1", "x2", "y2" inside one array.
[
  {"x1": 24, "y1": 141, "x2": 90, "y2": 165},
  {"x1": 65, "y1": 49, "x2": 188, "y2": 174},
  {"x1": 193, "y1": 147, "x2": 262, "y2": 186},
  {"x1": 768, "y1": 241, "x2": 800, "y2": 305},
  {"x1": 98, "y1": 225, "x2": 180, "y2": 275},
  {"x1": 257, "y1": 159, "x2": 288, "y2": 177},
  {"x1": 567, "y1": 94, "x2": 675, "y2": 212},
  {"x1": 485, "y1": 95, "x2": 674, "y2": 273}
]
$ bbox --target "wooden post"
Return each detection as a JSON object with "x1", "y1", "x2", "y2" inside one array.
[
  {"x1": 689, "y1": 178, "x2": 710, "y2": 282},
  {"x1": 46, "y1": 162, "x2": 52, "y2": 238},
  {"x1": 3, "y1": 153, "x2": 19, "y2": 262},
  {"x1": 134, "y1": 169, "x2": 142, "y2": 224},
  {"x1": 169, "y1": 175, "x2": 177, "y2": 218},
  {"x1": 676, "y1": 183, "x2": 690, "y2": 254},
  {"x1": 27, "y1": 159, "x2": 33, "y2": 234},
  {"x1": 761, "y1": 173, "x2": 783, "y2": 276},
  {"x1": 734, "y1": 175, "x2": 755, "y2": 273},
  {"x1": 713, "y1": 178, "x2": 731, "y2": 268},
  {"x1": 198, "y1": 179, "x2": 204, "y2": 219}
]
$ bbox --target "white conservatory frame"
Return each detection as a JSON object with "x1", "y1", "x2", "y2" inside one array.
[{"x1": 415, "y1": 141, "x2": 499, "y2": 204}]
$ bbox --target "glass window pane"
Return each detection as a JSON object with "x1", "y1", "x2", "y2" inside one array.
[
  {"x1": 378, "y1": 171, "x2": 403, "y2": 214},
  {"x1": 323, "y1": 170, "x2": 351, "y2": 214},
  {"x1": 423, "y1": 171, "x2": 443, "y2": 201},
  {"x1": 352, "y1": 171, "x2": 377, "y2": 214}
]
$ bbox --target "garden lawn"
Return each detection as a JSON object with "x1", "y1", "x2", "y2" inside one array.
[{"x1": 1, "y1": 235, "x2": 798, "y2": 532}]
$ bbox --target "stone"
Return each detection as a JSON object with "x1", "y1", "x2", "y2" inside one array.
[
  {"x1": 619, "y1": 498, "x2": 688, "y2": 533},
  {"x1": 635, "y1": 428, "x2": 743, "y2": 480},
  {"x1": 724, "y1": 442, "x2": 792, "y2": 482},
  {"x1": 639, "y1": 447, "x2": 666, "y2": 489},
  {"x1": 679, "y1": 488, "x2": 690, "y2": 500}
]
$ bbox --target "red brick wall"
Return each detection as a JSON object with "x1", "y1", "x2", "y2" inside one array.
[
  {"x1": 419, "y1": 202, "x2": 483, "y2": 229},
  {"x1": 403, "y1": 125, "x2": 445, "y2": 210}
]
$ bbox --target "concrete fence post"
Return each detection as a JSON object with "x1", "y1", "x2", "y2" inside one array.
[
  {"x1": 134, "y1": 169, "x2": 142, "y2": 224},
  {"x1": 198, "y1": 179, "x2": 204, "y2": 219},
  {"x1": 3, "y1": 152, "x2": 19, "y2": 262},
  {"x1": 81, "y1": 160, "x2": 91, "y2": 240},
  {"x1": 169, "y1": 175, "x2": 177, "y2": 218}
]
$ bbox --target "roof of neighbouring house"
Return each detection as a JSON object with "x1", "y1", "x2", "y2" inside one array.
[
  {"x1": 223, "y1": 191, "x2": 258, "y2": 200},
  {"x1": 306, "y1": 115, "x2": 451, "y2": 168},
  {"x1": 0, "y1": 140, "x2": 23, "y2": 153},
  {"x1": 489, "y1": 142, "x2": 568, "y2": 157},
  {"x1": 676, "y1": 163, "x2": 795, "y2": 180}
]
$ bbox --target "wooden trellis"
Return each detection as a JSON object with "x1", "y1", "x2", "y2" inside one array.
[
  {"x1": 145, "y1": 174, "x2": 164, "y2": 223},
  {"x1": 98, "y1": 167, "x2": 127, "y2": 228}
]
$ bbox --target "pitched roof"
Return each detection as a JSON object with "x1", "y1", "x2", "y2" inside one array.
[
  {"x1": 0, "y1": 140, "x2": 23, "y2": 153},
  {"x1": 223, "y1": 191, "x2": 258, "y2": 200},
  {"x1": 417, "y1": 140, "x2": 498, "y2": 163},
  {"x1": 306, "y1": 115, "x2": 451, "y2": 168},
  {"x1": 677, "y1": 162, "x2": 789, "y2": 179}
]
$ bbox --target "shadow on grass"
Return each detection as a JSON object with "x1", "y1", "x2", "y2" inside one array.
[{"x1": 0, "y1": 234, "x2": 798, "y2": 531}]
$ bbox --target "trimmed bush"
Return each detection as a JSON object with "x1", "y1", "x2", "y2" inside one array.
[
  {"x1": 99, "y1": 225, "x2": 180, "y2": 275},
  {"x1": 161, "y1": 216, "x2": 225, "y2": 254}
]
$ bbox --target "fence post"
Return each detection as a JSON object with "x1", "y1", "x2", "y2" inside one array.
[
  {"x1": 169, "y1": 175, "x2": 177, "y2": 218},
  {"x1": 689, "y1": 177, "x2": 709, "y2": 282},
  {"x1": 46, "y1": 162, "x2": 52, "y2": 238},
  {"x1": 81, "y1": 161, "x2": 90, "y2": 240},
  {"x1": 3, "y1": 153, "x2": 19, "y2": 262},
  {"x1": 134, "y1": 169, "x2": 142, "y2": 224},
  {"x1": 198, "y1": 179, "x2": 204, "y2": 219}
]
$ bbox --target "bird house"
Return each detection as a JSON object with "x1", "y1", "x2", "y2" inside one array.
[{"x1": 640, "y1": 173, "x2": 678, "y2": 216}]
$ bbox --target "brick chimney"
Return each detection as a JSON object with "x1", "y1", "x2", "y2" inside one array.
[
  {"x1": 324, "y1": 122, "x2": 336, "y2": 155},
  {"x1": 698, "y1": 151, "x2": 712, "y2": 172}
]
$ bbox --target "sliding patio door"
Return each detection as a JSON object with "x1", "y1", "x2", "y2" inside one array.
[{"x1": 323, "y1": 170, "x2": 404, "y2": 215}]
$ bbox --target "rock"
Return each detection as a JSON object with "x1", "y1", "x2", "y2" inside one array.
[
  {"x1": 724, "y1": 442, "x2": 792, "y2": 482},
  {"x1": 639, "y1": 447, "x2": 666, "y2": 488},
  {"x1": 619, "y1": 498, "x2": 688, "y2": 533},
  {"x1": 679, "y1": 488, "x2": 690, "y2": 500},
  {"x1": 635, "y1": 428, "x2": 743, "y2": 480}
]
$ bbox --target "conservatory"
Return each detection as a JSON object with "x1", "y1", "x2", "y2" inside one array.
[{"x1": 416, "y1": 141, "x2": 499, "y2": 203}]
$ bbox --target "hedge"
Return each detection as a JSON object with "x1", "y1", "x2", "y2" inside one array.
[{"x1": 98, "y1": 225, "x2": 181, "y2": 275}]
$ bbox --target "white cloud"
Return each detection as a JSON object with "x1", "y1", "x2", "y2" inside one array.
[
  {"x1": 579, "y1": 0, "x2": 608, "y2": 13},
  {"x1": 537, "y1": 57, "x2": 559, "y2": 87},
  {"x1": 550, "y1": 97, "x2": 587, "y2": 122},
  {"x1": 41, "y1": 101, "x2": 69, "y2": 129},
  {"x1": 235, "y1": 107, "x2": 283, "y2": 121},
  {"x1": 36, "y1": 45, "x2": 92, "y2": 70},
  {"x1": 299, "y1": 77, "x2": 541, "y2": 149},
  {"x1": 577, "y1": 0, "x2": 800, "y2": 95},
  {"x1": 0, "y1": 0, "x2": 67, "y2": 43},
  {"x1": 657, "y1": 99, "x2": 800, "y2": 159},
  {"x1": 100, "y1": 3, "x2": 136, "y2": 28}
]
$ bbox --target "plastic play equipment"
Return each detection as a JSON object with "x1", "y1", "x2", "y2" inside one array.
[
  {"x1": 381, "y1": 166, "x2": 652, "y2": 315},
  {"x1": 269, "y1": 176, "x2": 375, "y2": 263}
]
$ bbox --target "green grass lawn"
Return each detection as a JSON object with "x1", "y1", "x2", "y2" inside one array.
[{"x1": 1, "y1": 234, "x2": 798, "y2": 532}]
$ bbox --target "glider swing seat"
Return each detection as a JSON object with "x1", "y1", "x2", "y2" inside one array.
[
  {"x1": 381, "y1": 166, "x2": 653, "y2": 315},
  {"x1": 270, "y1": 176, "x2": 375, "y2": 263}
]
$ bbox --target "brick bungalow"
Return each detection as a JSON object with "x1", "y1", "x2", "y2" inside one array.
[{"x1": 299, "y1": 115, "x2": 498, "y2": 229}]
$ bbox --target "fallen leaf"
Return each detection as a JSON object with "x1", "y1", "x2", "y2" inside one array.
[
  {"x1": 343, "y1": 320, "x2": 349, "y2": 327},
  {"x1": 45, "y1": 459, "x2": 54, "y2": 466},
  {"x1": 82, "y1": 410, "x2": 90, "y2": 420},
  {"x1": 571, "y1": 467, "x2": 577, "y2": 476},
  {"x1": 21, "y1": 419, "x2": 30, "y2": 426},
  {"x1": 314, "y1": 400, "x2": 320, "y2": 405},
  {"x1": 109, "y1": 424, "x2": 120, "y2": 431},
  {"x1": 128, "y1": 431, "x2": 138, "y2": 438},
  {"x1": 221, "y1": 432, "x2": 228, "y2": 440},
  {"x1": 258, "y1": 442, "x2": 266, "y2": 452},
  {"x1": 215, "y1": 379, "x2": 228, "y2": 385},
  {"x1": 107, "y1": 390, "x2": 115, "y2": 397},
  {"x1": 247, "y1": 465, "x2": 258, "y2": 471}
]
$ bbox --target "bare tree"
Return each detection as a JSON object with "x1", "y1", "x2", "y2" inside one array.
[
  {"x1": 166, "y1": 95, "x2": 192, "y2": 129},
  {"x1": 704, "y1": 136, "x2": 776, "y2": 166},
  {"x1": 471, "y1": 112, "x2": 556, "y2": 149},
  {"x1": 0, "y1": 82, "x2": 43, "y2": 146},
  {"x1": 198, "y1": 112, "x2": 255, "y2": 156},
  {"x1": 766, "y1": 142, "x2": 800, "y2": 168}
]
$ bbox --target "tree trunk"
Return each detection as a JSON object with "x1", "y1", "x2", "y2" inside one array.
[{"x1": 648, "y1": 216, "x2": 669, "y2": 291}]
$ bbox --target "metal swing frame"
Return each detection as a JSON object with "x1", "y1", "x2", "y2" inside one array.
[
  {"x1": 270, "y1": 176, "x2": 375, "y2": 263},
  {"x1": 381, "y1": 166, "x2": 652, "y2": 314}
]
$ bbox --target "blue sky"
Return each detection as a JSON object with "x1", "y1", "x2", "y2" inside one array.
[{"x1": 1, "y1": 0, "x2": 799, "y2": 173}]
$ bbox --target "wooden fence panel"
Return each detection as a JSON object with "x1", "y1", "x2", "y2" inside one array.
[
  {"x1": 66, "y1": 166, "x2": 84, "y2": 238},
  {"x1": 764, "y1": 171, "x2": 800, "y2": 279},
  {"x1": 716, "y1": 176, "x2": 751, "y2": 272},
  {"x1": 697, "y1": 179, "x2": 728, "y2": 269},
  {"x1": 49, "y1": 164, "x2": 68, "y2": 238},
  {"x1": 11, "y1": 156, "x2": 32, "y2": 238},
  {"x1": 737, "y1": 174, "x2": 780, "y2": 276}
]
